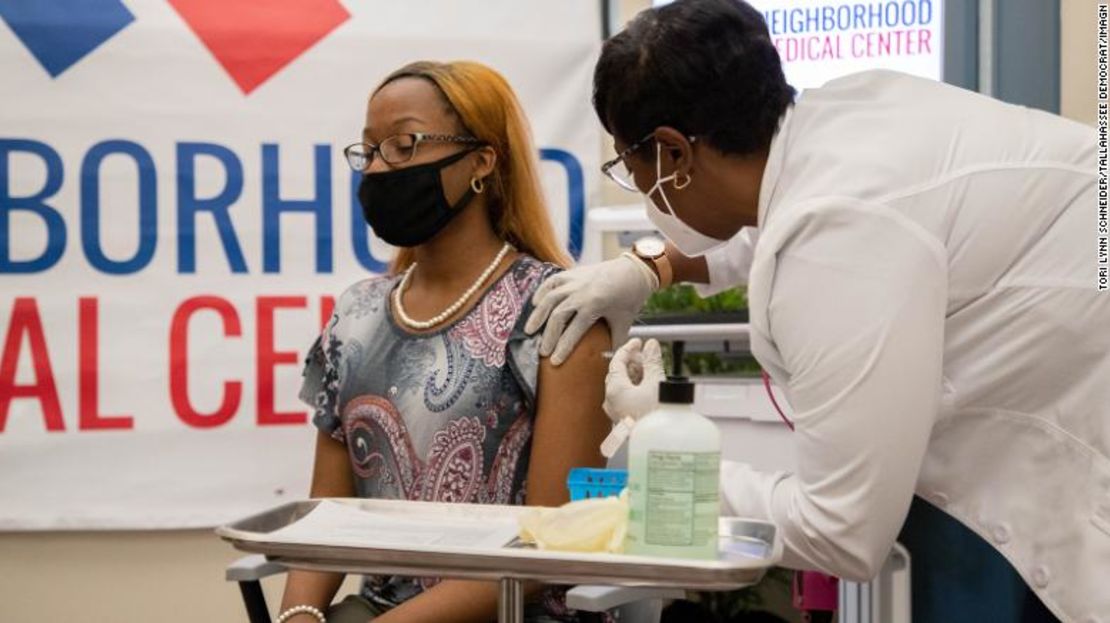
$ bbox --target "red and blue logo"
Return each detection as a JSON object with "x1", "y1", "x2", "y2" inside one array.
[{"x1": 0, "y1": 0, "x2": 349, "y2": 93}]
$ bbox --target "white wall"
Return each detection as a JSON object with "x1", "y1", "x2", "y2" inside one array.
[
  {"x1": 0, "y1": 529, "x2": 364, "y2": 621},
  {"x1": 1061, "y1": 0, "x2": 1098, "y2": 125}
]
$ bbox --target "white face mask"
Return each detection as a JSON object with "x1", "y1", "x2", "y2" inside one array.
[{"x1": 643, "y1": 142, "x2": 727, "y2": 257}]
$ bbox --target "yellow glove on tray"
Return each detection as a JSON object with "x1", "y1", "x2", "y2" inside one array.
[{"x1": 518, "y1": 490, "x2": 629, "y2": 554}]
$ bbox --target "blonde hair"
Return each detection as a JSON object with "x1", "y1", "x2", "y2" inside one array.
[{"x1": 375, "y1": 60, "x2": 571, "y2": 273}]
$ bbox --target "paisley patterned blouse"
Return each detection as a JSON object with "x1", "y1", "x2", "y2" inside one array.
[{"x1": 300, "y1": 255, "x2": 586, "y2": 621}]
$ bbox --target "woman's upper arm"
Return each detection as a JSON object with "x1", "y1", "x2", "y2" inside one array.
[
  {"x1": 525, "y1": 322, "x2": 611, "y2": 507},
  {"x1": 310, "y1": 429, "x2": 356, "y2": 498}
]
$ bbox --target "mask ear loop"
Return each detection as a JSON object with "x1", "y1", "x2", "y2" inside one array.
[
  {"x1": 654, "y1": 142, "x2": 675, "y2": 185},
  {"x1": 672, "y1": 136, "x2": 695, "y2": 190},
  {"x1": 649, "y1": 142, "x2": 680, "y2": 215},
  {"x1": 655, "y1": 141, "x2": 692, "y2": 191}
]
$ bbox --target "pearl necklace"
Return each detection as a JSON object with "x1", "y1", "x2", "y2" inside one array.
[{"x1": 393, "y1": 242, "x2": 514, "y2": 330}]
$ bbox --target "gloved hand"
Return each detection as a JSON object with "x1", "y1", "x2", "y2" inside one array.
[
  {"x1": 603, "y1": 338, "x2": 666, "y2": 423},
  {"x1": 525, "y1": 254, "x2": 657, "y2": 366}
]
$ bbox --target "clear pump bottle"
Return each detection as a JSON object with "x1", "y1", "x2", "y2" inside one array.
[{"x1": 625, "y1": 375, "x2": 721, "y2": 559}]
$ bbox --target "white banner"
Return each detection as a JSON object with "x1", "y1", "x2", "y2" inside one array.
[
  {"x1": 653, "y1": 0, "x2": 944, "y2": 90},
  {"x1": 760, "y1": 0, "x2": 943, "y2": 90},
  {"x1": 0, "y1": 0, "x2": 601, "y2": 529}
]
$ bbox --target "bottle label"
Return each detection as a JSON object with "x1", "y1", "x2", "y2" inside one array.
[{"x1": 644, "y1": 450, "x2": 720, "y2": 546}]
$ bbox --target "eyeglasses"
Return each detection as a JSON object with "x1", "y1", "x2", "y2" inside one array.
[
  {"x1": 344, "y1": 133, "x2": 484, "y2": 171},
  {"x1": 601, "y1": 132, "x2": 655, "y2": 191},
  {"x1": 601, "y1": 132, "x2": 698, "y2": 192}
]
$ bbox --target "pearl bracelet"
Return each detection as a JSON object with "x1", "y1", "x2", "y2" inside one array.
[{"x1": 275, "y1": 604, "x2": 326, "y2": 623}]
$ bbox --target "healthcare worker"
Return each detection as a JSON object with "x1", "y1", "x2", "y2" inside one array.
[{"x1": 524, "y1": 1, "x2": 1107, "y2": 621}]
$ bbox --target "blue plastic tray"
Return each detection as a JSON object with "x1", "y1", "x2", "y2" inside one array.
[{"x1": 567, "y1": 467, "x2": 628, "y2": 501}]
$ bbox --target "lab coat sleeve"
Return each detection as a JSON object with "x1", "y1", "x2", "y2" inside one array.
[
  {"x1": 720, "y1": 205, "x2": 947, "y2": 581},
  {"x1": 692, "y1": 226, "x2": 758, "y2": 296}
]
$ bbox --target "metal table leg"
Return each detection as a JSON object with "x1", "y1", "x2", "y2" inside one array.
[{"x1": 498, "y1": 577, "x2": 524, "y2": 623}]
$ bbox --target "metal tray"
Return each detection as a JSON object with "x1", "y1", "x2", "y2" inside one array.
[{"x1": 217, "y1": 498, "x2": 780, "y2": 591}]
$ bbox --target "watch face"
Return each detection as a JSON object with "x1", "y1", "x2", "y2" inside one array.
[{"x1": 635, "y1": 237, "x2": 666, "y2": 258}]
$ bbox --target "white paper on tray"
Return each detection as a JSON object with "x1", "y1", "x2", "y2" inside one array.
[{"x1": 265, "y1": 500, "x2": 521, "y2": 549}]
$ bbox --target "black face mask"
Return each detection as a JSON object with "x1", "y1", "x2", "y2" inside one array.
[{"x1": 358, "y1": 148, "x2": 478, "y2": 247}]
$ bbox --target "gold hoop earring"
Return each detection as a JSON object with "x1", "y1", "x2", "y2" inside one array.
[
  {"x1": 470, "y1": 177, "x2": 485, "y2": 194},
  {"x1": 674, "y1": 173, "x2": 692, "y2": 190}
]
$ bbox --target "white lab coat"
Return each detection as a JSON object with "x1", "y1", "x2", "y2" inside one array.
[{"x1": 703, "y1": 70, "x2": 1106, "y2": 622}]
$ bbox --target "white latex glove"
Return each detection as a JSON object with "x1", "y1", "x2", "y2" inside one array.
[
  {"x1": 602, "y1": 338, "x2": 666, "y2": 423},
  {"x1": 525, "y1": 254, "x2": 657, "y2": 365},
  {"x1": 599, "y1": 338, "x2": 666, "y2": 458}
]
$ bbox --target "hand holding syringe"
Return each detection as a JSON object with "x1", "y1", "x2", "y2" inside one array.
[{"x1": 600, "y1": 338, "x2": 666, "y2": 457}]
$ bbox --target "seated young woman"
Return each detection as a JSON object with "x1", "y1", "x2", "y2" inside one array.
[{"x1": 277, "y1": 60, "x2": 612, "y2": 623}]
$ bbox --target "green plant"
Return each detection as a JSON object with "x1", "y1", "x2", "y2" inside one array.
[
  {"x1": 659, "y1": 343, "x2": 763, "y2": 377},
  {"x1": 643, "y1": 285, "x2": 758, "y2": 376},
  {"x1": 642, "y1": 284, "x2": 748, "y2": 315}
]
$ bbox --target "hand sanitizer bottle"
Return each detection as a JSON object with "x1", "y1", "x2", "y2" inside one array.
[{"x1": 625, "y1": 375, "x2": 720, "y2": 559}]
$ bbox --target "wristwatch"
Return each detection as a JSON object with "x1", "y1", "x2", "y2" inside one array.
[{"x1": 632, "y1": 236, "x2": 673, "y2": 289}]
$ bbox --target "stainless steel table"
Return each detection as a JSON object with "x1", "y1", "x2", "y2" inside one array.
[{"x1": 217, "y1": 498, "x2": 780, "y2": 623}]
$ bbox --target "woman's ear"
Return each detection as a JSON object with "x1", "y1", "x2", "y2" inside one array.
[
  {"x1": 472, "y1": 145, "x2": 497, "y2": 180},
  {"x1": 653, "y1": 126, "x2": 694, "y2": 176}
]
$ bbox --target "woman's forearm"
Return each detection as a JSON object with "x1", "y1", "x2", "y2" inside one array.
[
  {"x1": 279, "y1": 569, "x2": 346, "y2": 620},
  {"x1": 665, "y1": 241, "x2": 710, "y2": 284},
  {"x1": 372, "y1": 579, "x2": 504, "y2": 623},
  {"x1": 279, "y1": 431, "x2": 356, "y2": 619},
  {"x1": 364, "y1": 579, "x2": 548, "y2": 623}
]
